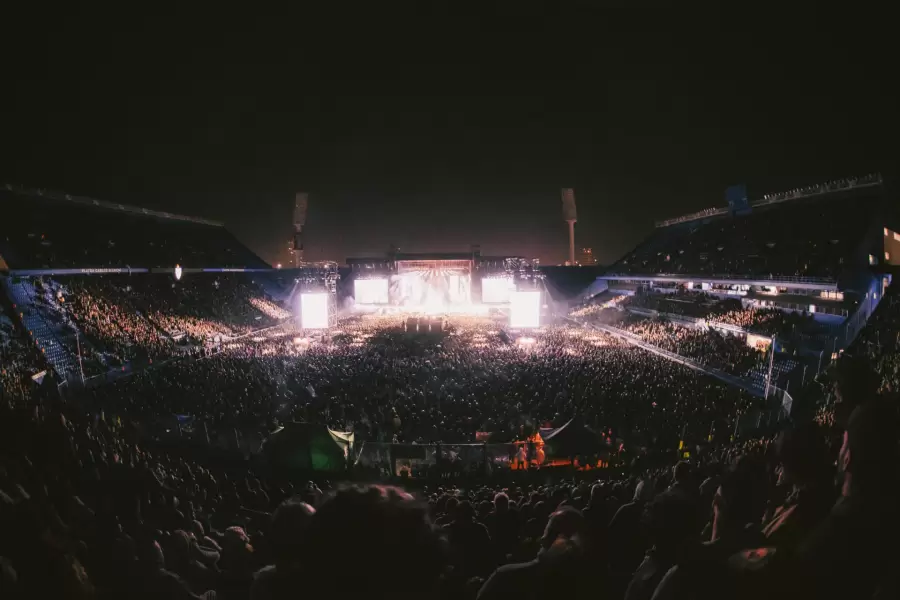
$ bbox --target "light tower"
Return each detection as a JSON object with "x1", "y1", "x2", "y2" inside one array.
[
  {"x1": 292, "y1": 193, "x2": 308, "y2": 267},
  {"x1": 561, "y1": 188, "x2": 577, "y2": 265}
]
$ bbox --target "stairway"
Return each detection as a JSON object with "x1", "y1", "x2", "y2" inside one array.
[{"x1": 2, "y1": 279, "x2": 78, "y2": 380}]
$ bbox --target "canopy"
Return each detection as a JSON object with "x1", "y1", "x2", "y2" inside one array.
[{"x1": 261, "y1": 422, "x2": 354, "y2": 472}]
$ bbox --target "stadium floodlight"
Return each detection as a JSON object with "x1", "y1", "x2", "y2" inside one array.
[
  {"x1": 174, "y1": 264, "x2": 182, "y2": 281},
  {"x1": 509, "y1": 290, "x2": 541, "y2": 328},
  {"x1": 300, "y1": 293, "x2": 329, "y2": 329}
]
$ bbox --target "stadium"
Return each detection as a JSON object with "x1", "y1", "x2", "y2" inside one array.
[{"x1": 1, "y1": 177, "x2": 898, "y2": 598}]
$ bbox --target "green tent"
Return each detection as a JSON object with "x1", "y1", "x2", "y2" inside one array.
[{"x1": 261, "y1": 422, "x2": 354, "y2": 472}]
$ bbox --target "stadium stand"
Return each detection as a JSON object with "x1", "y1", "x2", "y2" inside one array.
[
  {"x1": 620, "y1": 291, "x2": 829, "y2": 337},
  {"x1": 0, "y1": 185, "x2": 269, "y2": 269},
  {"x1": 0, "y1": 180, "x2": 898, "y2": 600},
  {"x1": 609, "y1": 180, "x2": 883, "y2": 281},
  {"x1": 1, "y1": 300, "x2": 52, "y2": 403},
  {"x1": 2, "y1": 278, "x2": 78, "y2": 378}
]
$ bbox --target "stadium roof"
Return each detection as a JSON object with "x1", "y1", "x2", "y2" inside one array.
[
  {"x1": 0, "y1": 185, "x2": 268, "y2": 270},
  {"x1": 605, "y1": 177, "x2": 886, "y2": 289},
  {"x1": 2, "y1": 183, "x2": 223, "y2": 226},
  {"x1": 655, "y1": 174, "x2": 882, "y2": 229}
]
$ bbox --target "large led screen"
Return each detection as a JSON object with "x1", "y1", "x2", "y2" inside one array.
[
  {"x1": 390, "y1": 273, "x2": 471, "y2": 308},
  {"x1": 354, "y1": 278, "x2": 389, "y2": 304},
  {"x1": 300, "y1": 293, "x2": 329, "y2": 329},
  {"x1": 481, "y1": 276, "x2": 516, "y2": 303},
  {"x1": 509, "y1": 290, "x2": 541, "y2": 328}
]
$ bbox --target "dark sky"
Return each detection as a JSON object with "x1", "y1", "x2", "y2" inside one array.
[{"x1": 2, "y1": 5, "x2": 897, "y2": 266}]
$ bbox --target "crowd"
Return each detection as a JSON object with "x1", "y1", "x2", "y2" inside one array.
[
  {"x1": 19, "y1": 275, "x2": 292, "y2": 368},
  {"x1": 2, "y1": 267, "x2": 898, "y2": 599},
  {"x1": 621, "y1": 291, "x2": 822, "y2": 337},
  {"x1": 78, "y1": 316, "x2": 757, "y2": 454},
  {"x1": 130, "y1": 275, "x2": 286, "y2": 339},
  {"x1": 576, "y1": 306, "x2": 766, "y2": 380},
  {"x1": 840, "y1": 282, "x2": 900, "y2": 393},
  {"x1": 618, "y1": 316, "x2": 764, "y2": 376},
  {"x1": 0, "y1": 360, "x2": 896, "y2": 599},
  {"x1": 714, "y1": 306, "x2": 801, "y2": 334},
  {"x1": 1, "y1": 306, "x2": 50, "y2": 405},
  {"x1": 61, "y1": 278, "x2": 173, "y2": 362},
  {"x1": 756, "y1": 173, "x2": 881, "y2": 205}
]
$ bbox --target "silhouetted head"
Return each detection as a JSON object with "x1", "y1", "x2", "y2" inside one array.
[{"x1": 302, "y1": 485, "x2": 445, "y2": 599}]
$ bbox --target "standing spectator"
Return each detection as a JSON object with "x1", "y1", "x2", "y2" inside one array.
[
  {"x1": 478, "y1": 506, "x2": 593, "y2": 600},
  {"x1": 250, "y1": 498, "x2": 314, "y2": 600},
  {"x1": 483, "y1": 492, "x2": 519, "y2": 564},
  {"x1": 300, "y1": 486, "x2": 445, "y2": 600},
  {"x1": 444, "y1": 500, "x2": 493, "y2": 580},
  {"x1": 582, "y1": 483, "x2": 610, "y2": 567},
  {"x1": 623, "y1": 492, "x2": 695, "y2": 600},
  {"x1": 608, "y1": 479, "x2": 655, "y2": 583}
]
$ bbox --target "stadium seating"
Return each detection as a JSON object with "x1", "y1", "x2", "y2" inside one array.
[
  {"x1": 609, "y1": 187, "x2": 880, "y2": 280},
  {"x1": 2, "y1": 279, "x2": 78, "y2": 378},
  {"x1": 621, "y1": 291, "x2": 832, "y2": 337},
  {"x1": 0, "y1": 188, "x2": 268, "y2": 269},
  {"x1": 0, "y1": 179, "x2": 897, "y2": 600}
]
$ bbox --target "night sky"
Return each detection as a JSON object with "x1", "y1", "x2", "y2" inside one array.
[{"x1": 2, "y1": 6, "x2": 896, "y2": 267}]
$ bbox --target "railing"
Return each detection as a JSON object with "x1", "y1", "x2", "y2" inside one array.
[
  {"x1": 355, "y1": 441, "x2": 610, "y2": 478},
  {"x1": 653, "y1": 173, "x2": 882, "y2": 229},
  {"x1": 752, "y1": 174, "x2": 882, "y2": 209},
  {"x1": 601, "y1": 272, "x2": 838, "y2": 285},
  {"x1": 572, "y1": 317, "x2": 795, "y2": 438},
  {"x1": 2, "y1": 279, "x2": 77, "y2": 379},
  {"x1": 656, "y1": 207, "x2": 729, "y2": 228}
]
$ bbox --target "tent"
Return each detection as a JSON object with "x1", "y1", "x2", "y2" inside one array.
[
  {"x1": 261, "y1": 422, "x2": 354, "y2": 472},
  {"x1": 539, "y1": 416, "x2": 604, "y2": 458}
]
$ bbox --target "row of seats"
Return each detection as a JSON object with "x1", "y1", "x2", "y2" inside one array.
[{"x1": 2, "y1": 280, "x2": 77, "y2": 378}]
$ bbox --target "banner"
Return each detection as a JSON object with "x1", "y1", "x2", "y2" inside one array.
[{"x1": 10, "y1": 268, "x2": 149, "y2": 276}]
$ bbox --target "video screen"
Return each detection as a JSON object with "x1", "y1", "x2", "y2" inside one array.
[
  {"x1": 481, "y1": 276, "x2": 516, "y2": 303},
  {"x1": 300, "y1": 293, "x2": 329, "y2": 329},
  {"x1": 391, "y1": 272, "x2": 471, "y2": 309},
  {"x1": 509, "y1": 290, "x2": 541, "y2": 328},
  {"x1": 354, "y1": 278, "x2": 389, "y2": 304}
]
